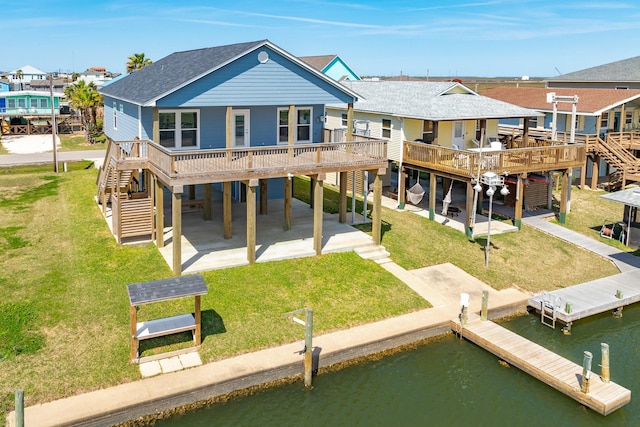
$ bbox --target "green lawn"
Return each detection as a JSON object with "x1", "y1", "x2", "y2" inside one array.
[
  {"x1": 0, "y1": 167, "x2": 427, "y2": 418},
  {"x1": 0, "y1": 169, "x2": 627, "y2": 420}
]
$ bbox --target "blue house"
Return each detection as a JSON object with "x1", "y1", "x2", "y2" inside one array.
[
  {"x1": 299, "y1": 55, "x2": 361, "y2": 81},
  {"x1": 98, "y1": 40, "x2": 387, "y2": 274}
]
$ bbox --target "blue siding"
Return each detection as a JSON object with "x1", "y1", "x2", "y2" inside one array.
[
  {"x1": 324, "y1": 57, "x2": 360, "y2": 81},
  {"x1": 0, "y1": 81, "x2": 10, "y2": 92},
  {"x1": 199, "y1": 107, "x2": 227, "y2": 149},
  {"x1": 157, "y1": 46, "x2": 354, "y2": 107},
  {"x1": 104, "y1": 96, "x2": 139, "y2": 141},
  {"x1": 140, "y1": 107, "x2": 153, "y2": 140}
]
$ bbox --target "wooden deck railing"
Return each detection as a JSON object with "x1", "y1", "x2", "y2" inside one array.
[
  {"x1": 111, "y1": 139, "x2": 387, "y2": 185},
  {"x1": 403, "y1": 141, "x2": 585, "y2": 177},
  {"x1": 1, "y1": 123, "x2": 56, "y2": 136}
]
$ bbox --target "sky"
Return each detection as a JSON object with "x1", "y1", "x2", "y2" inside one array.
[{"x1": 3, "y1": 0, "x2": 640, "y2": 78}]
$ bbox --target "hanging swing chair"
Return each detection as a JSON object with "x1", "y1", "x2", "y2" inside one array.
[
  {"x1": 441, "y1": 181, "x2": 453, "y2": 215},
  {"x1": 406, "y1": 174, "x2": 425, "y2": 204}
]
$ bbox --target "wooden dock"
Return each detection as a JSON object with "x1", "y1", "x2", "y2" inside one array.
[
  {"x1": 452, "y1": 319, "x2": 631, "y2": 415},
  {"x1": 527, "y1": 269, "x2": 640, "y2": 328}
]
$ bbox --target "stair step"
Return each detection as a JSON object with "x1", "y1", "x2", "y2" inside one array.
[{"x1": 354, "y1": 245, "x2": 391, "y2": 261}]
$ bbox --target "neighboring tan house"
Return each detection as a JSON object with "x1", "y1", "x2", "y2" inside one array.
[
  {"x1": 325, "y1": 81, "x2": 584, "y2": 233},
  {"x1": 299, "y1": 55, "x2": 361, "y2": 81},
  {"x1": 482, "y1": 86, "x2": 640, "y2": 190},
  {"x1": 98, "y1": 40, "x2": 387, "y2": 275},
  {"x1": 547, "y1": 56, "x2": 640, "y2": 90}
]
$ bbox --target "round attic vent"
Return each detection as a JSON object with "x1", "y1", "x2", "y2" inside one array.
[{"x1": 258, "y1": 51, "x2": 269, "y2": 63}]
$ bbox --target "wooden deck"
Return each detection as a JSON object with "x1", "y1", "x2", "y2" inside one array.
[
  {"x1": 452, "y1": 319, "x2": 631, "y2": 415},
  {"x1": 104, "y1": 138, "x2": 387, "y2": 191},
  {"x1": 402, "y1": 141, "x2": 585, "y2": 178},
  {"x1": 527, "y1": 269, "x2": 640, "y2": 327}
]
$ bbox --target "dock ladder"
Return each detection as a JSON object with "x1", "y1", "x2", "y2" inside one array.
[{"x1": 540, "y1": 292, "x2": 559, "y2": 329}]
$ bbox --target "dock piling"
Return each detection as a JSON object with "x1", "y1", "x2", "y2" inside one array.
[
  {"x1": 601, "y1": 343, "x2": 610, "y2": 383},
  {"x1": 481, "y1": 291, "x2": 488, "y2": 321},
  {"x1": 582, "y1": 351, "x2": 593, "y2": 393},
  {"x1": 15, "y1": 389, "x2": 24, "y2": 427},
  {"x1": 459, "y1": 293, "x2": 469, "y2": 326}
]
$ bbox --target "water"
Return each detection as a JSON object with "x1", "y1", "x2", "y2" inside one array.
[{"x1": 156, "y1": 305, "x2": 640, "y2": 427}]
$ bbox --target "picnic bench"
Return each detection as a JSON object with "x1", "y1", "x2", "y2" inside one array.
[{"x1": 127, "y1": 275, "x2": 208, "y2": 363}]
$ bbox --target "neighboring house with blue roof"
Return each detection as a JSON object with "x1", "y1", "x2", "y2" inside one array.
[
  {"x1": 299, "y1": 55, "x2": 361, "y2": 81},
  {"x1": 97, "y1": 39, "x2": 387, "y2": 275}
]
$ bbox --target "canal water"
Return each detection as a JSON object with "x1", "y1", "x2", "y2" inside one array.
[{"x1": 156, "y1": 305, "x2": 640, "y2": 427}]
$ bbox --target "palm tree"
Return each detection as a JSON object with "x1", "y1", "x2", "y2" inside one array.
[
  {"x1": 126, "y1": 53, "x2": 152, "y2": 73},
  {"x1": 64, "y1": 80, "x2": 103, "y2": 144},
  {"x1": 15, "y1": 69, "x2": 23, "y2": 90}
]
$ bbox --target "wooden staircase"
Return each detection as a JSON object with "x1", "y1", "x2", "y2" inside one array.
[
  {"x1": 588, "y1": 136, "x2": 640, "y2": 189},
  {"x1": 97, "y1": 141, "x2": 154, "y2": 243}
]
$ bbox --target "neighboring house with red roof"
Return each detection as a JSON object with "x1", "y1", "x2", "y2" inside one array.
[
  {"x1": 481, "y1": 87, "x2": 640, "y2": 135},
  {"x1": 482, "y1": 86, "x2": 640, "y2": 189},
  {"x1": 299, "y1": 54, "x2": 360, "y2": 81}
]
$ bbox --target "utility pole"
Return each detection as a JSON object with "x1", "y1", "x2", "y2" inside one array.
[{"x1": 49, "y1": 73, "x2": 58, "y2": 173}]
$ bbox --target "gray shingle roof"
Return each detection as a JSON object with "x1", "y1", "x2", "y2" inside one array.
[
  {"x1": 100, "y1": 40, "x2": 268, "y2": 105},
  {"x1": 332, "y1": 81, "x2": 538, "y2": 120},
  {"x1": 549, "y1": 56, "x2": 640, "y2": 82}
]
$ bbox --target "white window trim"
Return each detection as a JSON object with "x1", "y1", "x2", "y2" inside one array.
[
  {"x1": 277, "y1": 106, "x2": 313, "y2": 145},
  {"x1": 381, "y1": 117, "x2": 392, "y2": 139},
  {"x1": 158, "y1": 109, "x2": 200, "y2": 150},
  {"x1": 113, "y1": 102, "x2": 118, "y2": 130}
]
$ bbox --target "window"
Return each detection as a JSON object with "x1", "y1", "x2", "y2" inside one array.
[
  {"x1": 158, "y1": 110, "x2": 199, "y2": 148},
  {"x1": 113, "y1": 102, "x2": 117, "y2": 130},
  {"x1": 529, "y1": 116, "x2": 538, "y2": 128},
  {"x1": 600, "y1": 112, "x2": 609, "y2": 129},
  {"x1": 9, "y1": 98, "x2": 26, "y2": 109},
  {"x1": 422, "y1": 120, "x2": 434, "y2": 143},
  {"x1": 32, "y1": 98, "x2": 48, "y2": 108},
  {"x1": 277, "y1": 107, "x2": 313, "y2": 144},
  {"x1": 625, "y1": 109, "x2": 633, "y2": 130},
  {"x1": 341, "y1": 113, "x2": 348, "y2": 127},
  {"x1": 382, "y1": 118, "x2": 392, "y2": 138}
]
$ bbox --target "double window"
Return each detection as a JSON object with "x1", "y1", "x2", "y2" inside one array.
[
  {"x1": 382, "y1": 118, "x2": 392, "y2": 138},
  {"x1": 158, "y1": 110, "x2": 199, "y2": 149},
  {"x1": 8, "y1": 98, "x2": 26, "y2": 109},
  {"x1": 277, "y1": 107, "x2": 312, "y2": 144}
]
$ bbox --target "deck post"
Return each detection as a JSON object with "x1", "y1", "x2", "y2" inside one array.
[
  {"x1": 512, "y1": 174, "x2": 524, "y2": 230},
  {"x1": 559, "y1": 169, "x2": 570, "y2": 224},
  {"x1": 372, "y1": 170, "x2": 382, "y2": 245},
  {"x1": 581, "y1": 351, "x2": 593, "y2": 393},
  {"x1": 601, "y1": 343, "x2": 610, "y2": 383},
  {"x1": 465, "y1": 180, "x2": 474, "y2": 238},
  {"x1": 259, "y1": 179, "x2": 268, "y2": 215},
  {"x1": 172, "y1": 191, "x2": 182, "y2": 275},
  {"x1": 223, "y1": 181, "x2": 232, "y2": 239},
  {"x1": 203, "y1": 183, "x2": 212, "y2": 221},
  {"x1": 591, "y1": 155, "x2": 599, "y2": 190},
  {"x1": 313, "y1": 175, "x2": 324, "y2": 255},
  {"x1": 284, "y1": 176, "x2": 292, "y2": 230},
  {"x1": 398, "y1": 164, "x2": 406, "y2": 209},
  {"x1": 429, "y1": 172, "x2": 436, "y2": 221},
  {"x1": 339, "y1": 171, "x2": 347, "y2": 223},
  {"x1": 155, "y1": 177, "x2": 164, "y2": 247},
  {"x1": 481, "y1": 290, "x2": 489, "y2": 321},
  {"x1": 152, "y1": 108, "x2": 159, "y2": 142},
  {"x1": 246, "y1": 180, "x2": 257, "y2": 263}
]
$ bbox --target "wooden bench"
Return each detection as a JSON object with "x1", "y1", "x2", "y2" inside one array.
[
  {"x1": 182, "y1": 199, "x2": 205, "y2": 214},
  {"x1": 127, "y1": 275, "x2": 208, "y2": 363}
]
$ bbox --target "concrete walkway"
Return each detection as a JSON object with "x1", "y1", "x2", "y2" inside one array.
[
  {"x1": 0, "y1": 149, "x2": 106, "y2": 167},
  {"x1": 522, "y1": 214, "x2": 640, "y2": 272}
]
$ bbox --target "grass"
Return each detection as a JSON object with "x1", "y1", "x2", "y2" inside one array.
[
  {"x1": 0, "y1": 170, "x2": 627, "y2": 420},
  {"x1": 0, "y1": 167, "x2": 427, "y2": 419},
  {"x1": 57, "y1": 132, "x2": 106, "y2": 151},
  {"x1": 293, "y1": 176, "x2": 620, "y2": 292}
]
